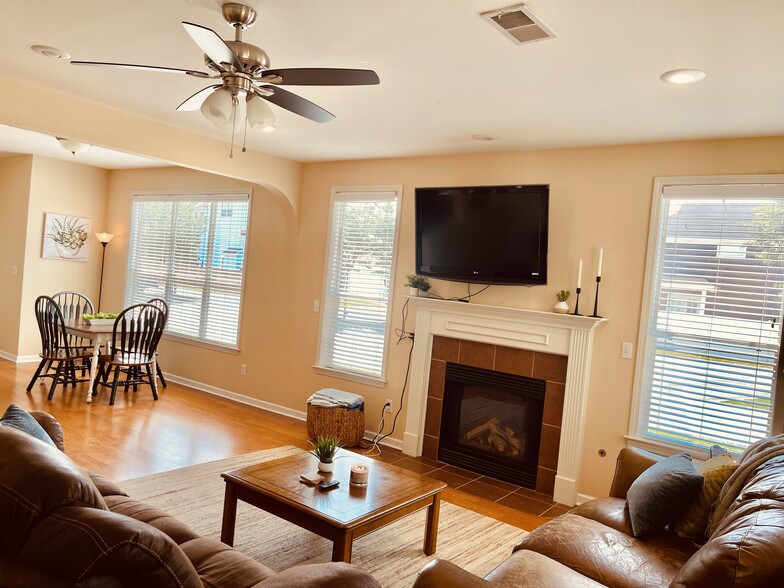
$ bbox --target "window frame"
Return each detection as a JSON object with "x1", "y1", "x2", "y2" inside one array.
[
  {"x1": 629, "y1": 174, "x2": 784, "y2": 458},
  {"x1": 125, "y1": 190, "x2": 252, "y2": 352},
  {"x1": 314, "y1": 185, "x2": 403, "y2": 388}
]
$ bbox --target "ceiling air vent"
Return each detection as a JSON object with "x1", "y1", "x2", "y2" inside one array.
[{"x1": 481, "y1": 4, "x2": 557, "y2": 45}]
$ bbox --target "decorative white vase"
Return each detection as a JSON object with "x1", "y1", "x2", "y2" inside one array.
[
  {"x1": 409, "y1": 287, "x2": 419, "y2": 297},
  {"x1": 553, "y1": 301, "x2": 569, "y2": 314},
  {"x1": 318, "y1": 461, "x2": 335, "y2": 473}
]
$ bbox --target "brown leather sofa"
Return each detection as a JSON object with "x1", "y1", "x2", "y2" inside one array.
[
  {"x1": 0, "y1": 410, "x2": 380, "y2": 587},
  {"x1": 413, "y1": 443, "x2": 784, "y2": 587}
]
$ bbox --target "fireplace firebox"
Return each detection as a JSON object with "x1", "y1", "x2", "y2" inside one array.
[{"x1": 439, "y1": 362, "x2": 545, "y2": 488}]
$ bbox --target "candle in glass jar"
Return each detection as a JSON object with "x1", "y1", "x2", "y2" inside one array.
[{"x1": 350, "y1": 464, "x2": 369, "y2": 486}]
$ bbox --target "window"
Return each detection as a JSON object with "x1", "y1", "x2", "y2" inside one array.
[
  {"x1": 633, "y1": 177, "x2": 784, "y2": 456},
  {"x1": 125, "y1": 192, "x2": 250, "y2": 349},
  {"x1": 316, "y1": 186, "x2": 402, "y2": 385}
]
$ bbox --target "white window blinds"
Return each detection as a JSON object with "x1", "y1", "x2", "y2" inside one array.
[
  {"x1": 125, "y1": 193, "x2": 250, "y2": 349},
  {"x1": 318, "y1": 189, "x2": 401, "y2": 381},
  {"x1": 639, "y1": 185, "x2": 784, "y2": 453}
]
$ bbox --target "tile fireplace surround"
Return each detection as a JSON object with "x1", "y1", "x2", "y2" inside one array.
[{"x1": 402, "y1": 297, "x2": 605, "y2": 506}]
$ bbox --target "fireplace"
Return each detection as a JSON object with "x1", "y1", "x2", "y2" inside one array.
[{"x1": 439, "y1": 363, "x2": 545, "y2": 488}]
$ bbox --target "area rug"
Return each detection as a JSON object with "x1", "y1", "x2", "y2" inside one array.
[{"x1": 120, "y1": 446, "x2": 526, "y2": 588}]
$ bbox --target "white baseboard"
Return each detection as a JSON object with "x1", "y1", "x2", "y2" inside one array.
[
  {"x1": 576, "y1": 493, "x2": 596, "y2": 505},
  {"x1": 164, "y1": 373, "x2": 402, "y2": 452},
  {"x1": 0, "y1": 351, "x2": 39, "y2": 363}
]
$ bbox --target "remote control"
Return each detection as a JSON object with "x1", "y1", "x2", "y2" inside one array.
[{"x1": 318, "y1": 479, "x2": 340, "y2": 491}]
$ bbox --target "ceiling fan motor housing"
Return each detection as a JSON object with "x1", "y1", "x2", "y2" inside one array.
[{"x1": 223, "y1": 41, "x2": 269, "y2": 76}]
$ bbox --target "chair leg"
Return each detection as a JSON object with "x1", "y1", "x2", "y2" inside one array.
[
  {"x1": 109, "y1": 366, "x2": 121, "y2": 406},
  {"x1": 156, "y1": 363, "x2": 167, "y2": 388},
  {"x1": 47, "y1": 362, "x2": 64, "y2": 400},
  {"x1": 92, "y1": 362, "x2": 105, "y2": 397},
  {"x1": 146, "y1": 364, "x2": 158, "y2": 401},
  {"x1": 26, "y1": 359, "x2": 47, "y2": 392}
]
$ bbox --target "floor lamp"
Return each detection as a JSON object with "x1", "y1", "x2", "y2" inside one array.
[{"x1": 95, "y1": 232, "x2": 115, "y2": 312}]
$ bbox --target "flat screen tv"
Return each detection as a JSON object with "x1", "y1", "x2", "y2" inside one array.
[{"x1": 415, "y1": 184, "x2": 549, "y2": 285}]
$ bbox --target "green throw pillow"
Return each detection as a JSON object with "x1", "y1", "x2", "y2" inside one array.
[
  {"x1": 626, "y1": 451, "x2": 704, "y2": 538},
  {"x1": 0, "y1": 404, "x2": 57, "y2": 448},
  {"x1": 672, "y1": 454, "x2": 738, "y2": 541}
]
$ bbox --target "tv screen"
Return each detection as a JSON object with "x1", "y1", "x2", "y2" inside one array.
[{"x1": 415, "y1": 184, "x2": 549, "y2": 285}]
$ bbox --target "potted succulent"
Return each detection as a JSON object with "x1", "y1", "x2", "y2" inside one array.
[
  {"x1": 405, "y1": 274, "x2": 432, "y2": 297},
  {"x1": 553, "y1": 290, "x2": 571, "y2": 314},
  {"x1": 308, "y1": 435, "x2": 342, "y2": 472}
]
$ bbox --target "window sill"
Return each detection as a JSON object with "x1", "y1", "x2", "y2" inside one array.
[
  {"x1": 624, "y1": 435, "x2": 712, "y2": 461},
  {"x1": 313, "y1": 365, "x2": 386, "y2": 388},
  {"x1": 161, "y1": 332, "x2": 240, "y2": 355}
]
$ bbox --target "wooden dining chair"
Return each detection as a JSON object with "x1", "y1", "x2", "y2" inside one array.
[
  {"x1": 52, "y1": 290, "x2": 95, "y2": 373},
  {"x1": 26, "y1": 295, "x2": 92, "y2": 399},
  {"x1": 92, "y1": 303, "x2": 166, "y2": 406},
  {"x1": 146, "y1": 298, "x2": 169, "y2": 388}
]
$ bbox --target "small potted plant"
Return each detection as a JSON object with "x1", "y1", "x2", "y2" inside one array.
[
  {"x1": 308, "y1": 435, "x2": 342, "y2": 472},
  {"x1": 405, "y1": 274, "x2": 432, "y2": 297},
  {"x1": 554, "y1": 290, "x2": 571, "y2": 314}
]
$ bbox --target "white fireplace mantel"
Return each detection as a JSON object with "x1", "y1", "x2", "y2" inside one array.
[{"x1": 402, "y1": 297, "x2": 606, "y2": 506}]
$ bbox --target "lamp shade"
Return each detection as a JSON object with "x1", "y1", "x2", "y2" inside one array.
[
  {"x1": 200, "y1": 87, "x2": 234, "y2": 126},
  {"x1": 95, "y1": 232, "x2": 115, "y2": 244},
  {"x1": 246, "y1": 95, "x2": 275, "y2": 129},
  {"x1": 56, "y1": 137, "x2": 91, "y2": 155}
]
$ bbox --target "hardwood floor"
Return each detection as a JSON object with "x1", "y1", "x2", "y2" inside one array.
[{"x1": 2, "y1": 359, "x2": 564, "y2": 531}]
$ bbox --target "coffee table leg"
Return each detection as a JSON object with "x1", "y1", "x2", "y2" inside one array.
[
  {"x1": 221, "y1": 482, "x2": 238, "y2": 546},
  {"x1": 332, "y1": 531, "x2": 354, "y2": 563},
  {"x1": 423, "y1": 493, "x2": 442, "y2": 555}
]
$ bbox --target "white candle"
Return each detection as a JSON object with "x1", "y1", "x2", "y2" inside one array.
[
  {"x1": 577, "y1": 259, "x2": 583, "y2": 289},
  {"x1": 597, "y1": 247, "x2": 604, "y2": 278},
  {"x1": 350, "y1": 464, "x2": 369, "y2": 486}
]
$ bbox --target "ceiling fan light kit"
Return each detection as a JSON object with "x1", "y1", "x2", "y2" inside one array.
[{"x1": 71, "y1": 2, "x2": 379, "y2": 157}]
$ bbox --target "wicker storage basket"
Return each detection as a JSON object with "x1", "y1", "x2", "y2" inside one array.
[{"x1": 306, "y1": 403, "x2": 365, "y2": 447}]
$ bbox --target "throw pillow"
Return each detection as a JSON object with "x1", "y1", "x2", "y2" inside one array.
[
  {"x1": 626, "y1": 451, "x2": 704, "y2": 538},
  {"x1": 672, "y1": 454, "x2": 738, "y2": 541},
  {"x1": 0, "y1": 403, "x2": 57, "y2": 448}
]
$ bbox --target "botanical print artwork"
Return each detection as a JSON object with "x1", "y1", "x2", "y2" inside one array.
[{"x1": 42, "y1": 214, "x2": 91, "y2": 261}]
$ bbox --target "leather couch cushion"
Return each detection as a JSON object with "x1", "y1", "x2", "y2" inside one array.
[
  {"x1": 671, "y1": 499, "x2": 784, "y2": 587},
  {"x1": 17, "y1": 505, "x2": 202, "y2": 586},
  {"x1": 0, "y1": 404, "x2": 57, "y2": 448},
  {"x1": 180, "y1": 537, "x2": 274, "y2": 587},
  {"x1": 104, "y1": 494, "x2": 201, "y2": 544},
  {"x1": 626, "y1": 452, "x2": 703, "y2": 538},
  {"x1": 0, "y1": 426, "x2": 107, "y2": 553},
  {"x1": 515, "y1": 513, "x2": 693, "y2": 588},
  {"x1": 485, "y1": 549, "x2": 605, "y2": 588},
  {"x1": 570, "y1": 497, "x2": 633, "y2": 535}
]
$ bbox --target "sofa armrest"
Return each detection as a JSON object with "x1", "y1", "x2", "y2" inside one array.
[
  {"x1": 29, "y1": 411, "x2": 65, "y2": 451},
  {"x1": 412, "y1": 560, "x2": 493, "y2": 588},
  {"x1": 254, "y1": 563, "x2": 381, "y2": 588},
  {"x1": 608, "y1": 447, "x2": 662, "y2": 499}
]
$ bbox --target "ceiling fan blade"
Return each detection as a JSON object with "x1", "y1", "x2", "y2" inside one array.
[
  {"x1": 259, "y1": 87, "x2": 335, "y2": 123},
  {"x1": 263, "y1": 68, "x2": 380, "y2": 86},
  {"x1": 182, "y1": 22, "x2": 242, "y2": 71},
  {"x1": 71, "y1": 60, "x2": 210, "y2": 77},
  {"x1": 176, "y1": 85, "x2": 222, "y2": 111}
]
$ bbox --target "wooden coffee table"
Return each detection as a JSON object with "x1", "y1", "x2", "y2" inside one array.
[{"x1": 220, "y1": 450, "x2": 447, "y2": 563}]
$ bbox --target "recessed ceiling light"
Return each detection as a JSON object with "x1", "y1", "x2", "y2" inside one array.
[
  {"x1": 660, "y1": 69, "x2": 706, "y2": 85},
  {"x1": 31, "y1": 45, "x2": 71, "y2": 60},
  {"x1": 471, "y1": 134, "x2": 497, "y2": 142}
]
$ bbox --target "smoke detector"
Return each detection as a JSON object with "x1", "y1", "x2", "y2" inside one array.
[{"x1": 481, "y1": 4, "x2": 557, "y2": 45}]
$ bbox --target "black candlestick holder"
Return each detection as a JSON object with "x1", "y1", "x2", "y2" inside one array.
[
  {"x1": 590, "y1": 276, "x2": 603, "y2": 318},
  {"x1": 572, "y1": 287, "x2": 583, "y2": 316}
]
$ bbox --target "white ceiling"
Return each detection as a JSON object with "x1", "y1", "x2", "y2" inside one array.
[{"x1": 1, "y1": 0, "x2": 783, "y2": 164}]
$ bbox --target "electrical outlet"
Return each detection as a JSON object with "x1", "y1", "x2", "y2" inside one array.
[
  {"x1": 384, "y1": 399, "x2": 393, "y2": 413},
  {"x1": 312, "y1": 300, "x2": 320, "y2": 312},
  {"x1": 240, "y1": 364, "x2": 246, "y2": 376},
  {"x1": 621, "y1": 342, "x2": 633, "y2": 360}
]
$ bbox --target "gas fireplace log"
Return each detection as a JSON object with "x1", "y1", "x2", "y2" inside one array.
[
  {"x1": 488, "y1": 432, "x2": 507, "y2": 452},
  {"x1": 464, "y1": 417, "x2": 501, "y2": 441},
  {"x1": 488, "y1": 422, "x2": 523, "y2": 452}
]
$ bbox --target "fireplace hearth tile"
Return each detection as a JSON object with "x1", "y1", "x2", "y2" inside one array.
[
  {"x1": 538, "y1": 424, "x2": 561, "y2": 471},
  {"x1": 457, "y1": 479, "x2": 514, "y2": 502},
  {"x1": 422, "y1": 434, "x2": 439, "y2": 460},
  {"x1": 424, "y1": 397, "x2": 442, "y2": 436},
  {"x1": 494, "y1": 346, "x2": 534, "y2": 377},
  {"x1": 425, "y1": 467, "x2": 476, "y2": 489},
  {"x1": 442, "y1": 464, "x2": 483, "y2": 480},
  {"x1": 532, "y1": 353, "x2": 568, "y2": 384},
  {"x1": 458, "y1": 340, "x2": 495, "y2": 369},
  {"x1": 536, "y1": 466, "x2": 556, "y2": 496},
  {"x1": 477, "y1": 476, "x2": 520, "y2": 492},
  {"x1": 427, "y1": 360, "x2": 445, "y2": 399},
  {"x1": 543, "y1": 382, "x2": 565, "y2": 426},
  {"x1": 498, "y1": 492, "x2": 554, "y2": 516},
  {"x1": 432, "y1": 336, "x2": 459, "y2": 362}
]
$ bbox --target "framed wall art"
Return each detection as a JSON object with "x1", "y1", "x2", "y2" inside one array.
[{"x1": 42, "y1": 213, "x2": 91, "y2": 262}]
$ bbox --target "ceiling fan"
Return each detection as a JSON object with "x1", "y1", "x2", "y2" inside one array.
[{"x1": 72, "y1": 2, "x2": 379, "y2": 149}]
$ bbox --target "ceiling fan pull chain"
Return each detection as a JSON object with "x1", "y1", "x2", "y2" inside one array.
[
  {"x1": 242, "y1": 111, "x2": 249, "y2": 153},
  {"x1": 229, "y1": 95, "x2": 238, "y2": 158}
]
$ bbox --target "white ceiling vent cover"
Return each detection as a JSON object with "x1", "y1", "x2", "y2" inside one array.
[{"x1": 481, "y1": 4, "x2": 557, "y2": 45}]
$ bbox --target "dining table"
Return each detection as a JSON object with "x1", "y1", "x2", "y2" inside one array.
[{"x1": 64, "y1": 319, "x2": 158, "y2": 403}]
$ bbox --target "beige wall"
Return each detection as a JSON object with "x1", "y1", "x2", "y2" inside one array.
[
  {"x1": 0, "y1": 156, "x2": 33, "y2": 356},
  {"x1": 18, "y1": 156, "x2": 109, "y2": 356}
]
